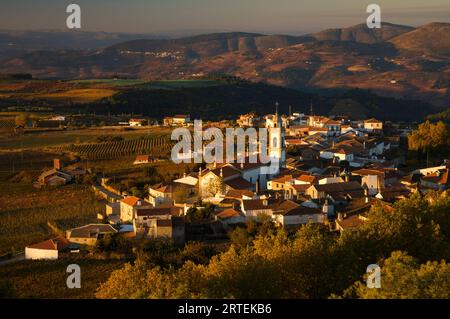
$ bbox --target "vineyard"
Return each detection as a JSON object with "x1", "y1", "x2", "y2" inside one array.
[
  {"x1": 55, "y1": 136, "x2": 174, "y2": 160},
  {"x1": 0, "y1": 118, "x2": 14, "y2": 128}
]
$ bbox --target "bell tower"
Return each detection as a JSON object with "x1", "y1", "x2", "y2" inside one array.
[{"x1": 269, "y1": 102, "x2": 286, "y2": 171}]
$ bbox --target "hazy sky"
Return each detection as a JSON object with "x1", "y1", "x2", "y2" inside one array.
[{"x1": 1, "y1": 0, "x2": 449, "y2": 35}]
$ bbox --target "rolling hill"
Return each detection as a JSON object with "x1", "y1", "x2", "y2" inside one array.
[
  {"x1": 0, "y1": 22, "x2": 448, "y2": 108},
  {"x1": 389, "y1": 23, "x2": 450, "y2": 57},
  {"x1": 312, "y1": 22, "x2": 414, "y2": 44}
]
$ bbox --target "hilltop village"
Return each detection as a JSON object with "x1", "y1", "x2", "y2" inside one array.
[{"x1": 21, "y1": 109, "x2": 449, "y2": 261}]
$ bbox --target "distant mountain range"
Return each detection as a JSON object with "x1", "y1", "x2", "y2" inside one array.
[{"x1": 0, "y1": 22, "x2": 449, "y2": 107}]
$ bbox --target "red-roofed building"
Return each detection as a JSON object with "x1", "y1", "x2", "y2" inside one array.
[
  {"x1": 129, "y1": 118, "x2": 146, "y2": 127},
  {"x1": 364, "y1": 118, "x2": 383, "y2": 131},
  {"x1": 134, "y1": 155, "x2": 152, "y2": 165},
  {"x1": 120, "y1": 196, "x2": 152, "y2": 222},
  {"x1": 25, "y1": 236, "x2": 70, "y2": 260},
  {"x1": 149, "y1": 184, "x2": 174, "y2": 206},
  {"x1": 215, "y1": 208, "x2": 246, "y2": 226}
]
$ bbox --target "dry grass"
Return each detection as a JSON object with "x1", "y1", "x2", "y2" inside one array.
[{"x1": 36, "y1": 88, "x2": 117, "y2": 103}]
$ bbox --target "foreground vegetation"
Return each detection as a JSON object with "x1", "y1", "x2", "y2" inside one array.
[
  {"x1": 96, "y1": 191, "x2": 450, "y2": 299},
  {"x1": 0, "y1": 255, "x2": 125, "y2": 298}
]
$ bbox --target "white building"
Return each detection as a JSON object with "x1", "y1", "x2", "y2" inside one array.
[
  {"x1": 25, "y1": 236, "x2": 70, "y2": 260},
  {"x1": 364, "y1": 118, "x2": 383, "y2": 131},
  {"x1": 120, "y1": 196, "x2": 152, "y2": 222}
]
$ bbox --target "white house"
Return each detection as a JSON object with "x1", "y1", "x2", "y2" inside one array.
[
  {"x1": 129, "y1": 119, "x2": 146, "y2": 127},
  {"x1": 148, "y1": 184, "x2": 174, "y2": 206},
  {"x1": 120, "y1": 196, "x2": 152, "y2": 222},
  {"x1": 364, "y1": 118, "x2": 383, "y2": 131},
  {"x1": 215, "y1": 208, "x2": 246, "y2": 226},
  {"x1": 25, "y1": 236, "x2": 70, "y2": 260},
  {"x1": 273, "y1": 206, "x2": 325, "y2": 227}
]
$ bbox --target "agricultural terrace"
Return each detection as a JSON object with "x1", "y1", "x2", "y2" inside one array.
[
  {"x1": 0, "y1": 182, "x2": 102, "y2": 254},
  {"x1": 0, "y1": 126, "x2": 172, "y2": 150},
  {"x1": 55, "y1": 136, "x2": 173, "y2": 160},
  {"x1": 0, "y1": 255, "x2": 125, "y2": 298}
]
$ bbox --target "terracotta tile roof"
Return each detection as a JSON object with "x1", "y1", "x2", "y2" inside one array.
[
  {"x1": 27, "y1": 236, "x2": 69, "y2": 251},
  {"x1": 230, "y1": 160, "x2": 268, "y2": 171},
  {"x1": 297, "y1": 174, "x2": 319, "y2": 184},
  {"x1": 312, "y1": 182, "x2": 364, "y2": 198},
  {"x1": 323, "y1": 119, "x2": 341, "y2": 125},
  {"x1": 224, "y1": 177, "x2": 253, "y2": 190},
  {"x1": 272, "y1": 175, "x2": 294, "y2": 183},
  {"x1": 136, "y1": 205, "x2": 183, "y2": 217},
  {"x1": 155, "y1": 184, "x2": 173, "y2": 193},
  {"x1": 364, "y1": 118, "x2": 382, "y2": 124},
  {"x1": 336, "y1": 215, "x2": 366, "y2": 230},
  {"x1": 121, "y1": 196, "x2": 149, "y2": 207},
  {"x1": 216, "y1": 208, "x2": 243, "y2": 219},
  {"x1": 242, "y1": 198, "x2": 279, "y2": 211},
  {"x1": 309, "y1": 127, "x2": 328, "y2": 132},
  {"x1": 290, "y1": 184, "x2": 310, "y2": 193},
  {"x1": 277, "y1": 206, "x2": 323, "y2": 216},
  {"x1": 207, "y1": 165, "x2": 241, "y2": 179},
  {"x1": 225, "y1": 189, "x2": 255, "y2": 199},
  {"x1": 242, "y1": 198, "x2": 302, "y2": 213},
  {"x1": 135, "y1": 155, "x2": 149, "y2": 162}
]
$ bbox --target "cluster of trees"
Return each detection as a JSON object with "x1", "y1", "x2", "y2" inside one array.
[
  {"x1": 96, "y1": 190, "x2": 450, "y2": 299},
  {"x1": 408, "y1": 121, "x2": 450, "y2": 162},
  {"x1": 340, "y1": 251, "x2": 450, "y2": 299},
  {"x1": 185, "y1": 203, "x2": 216, "y2": 222}
]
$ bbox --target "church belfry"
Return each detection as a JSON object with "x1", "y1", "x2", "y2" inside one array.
[{"x1": 269, "y1": 102, "x2": 286, "y2": 171}]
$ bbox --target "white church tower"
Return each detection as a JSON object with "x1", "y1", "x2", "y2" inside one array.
[{"x1": 269, "y1": 102, "x2": 286, "y2": 172}]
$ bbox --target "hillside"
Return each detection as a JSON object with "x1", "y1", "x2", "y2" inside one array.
[
  {"x1": 76, "y1": 78, "x2": 436, "y2": 122},
  {"x1": 389, "y1": 23, "x2": 450, "y2": 57},
  {"x1": 312, "y1": 22, "x2": 414, "y2": 44},
  {"x1": 0, "y1": 22, "x2": 448, "y2": 107}
]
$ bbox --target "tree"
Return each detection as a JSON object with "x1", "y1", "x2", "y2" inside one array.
[
  {"x1": 180, "y1": 242, "x2": 218, "y2": 265},
  {"x1": 343, "y1": 251, "x2": 450, "y2": 299},
  {"x1": 14, "y1": 113, "x2": 29, "y2": 127},
  {"x1": 204, "y1": 177, "x2": 224, "y2": 197},
  {"x1": 408, "y1": 121, "x2": 450, "y2": 163},
  {"x1": 96, "y1": 191, "x2": 450, "y2": 299}
]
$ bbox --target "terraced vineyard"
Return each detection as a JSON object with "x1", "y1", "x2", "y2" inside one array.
[
  {"x1": 0, "y1": 118, "x2": 14, "y2": 128},
  {"x1": 55, "y1": 136, "x2": 174, "y2": 160}
]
